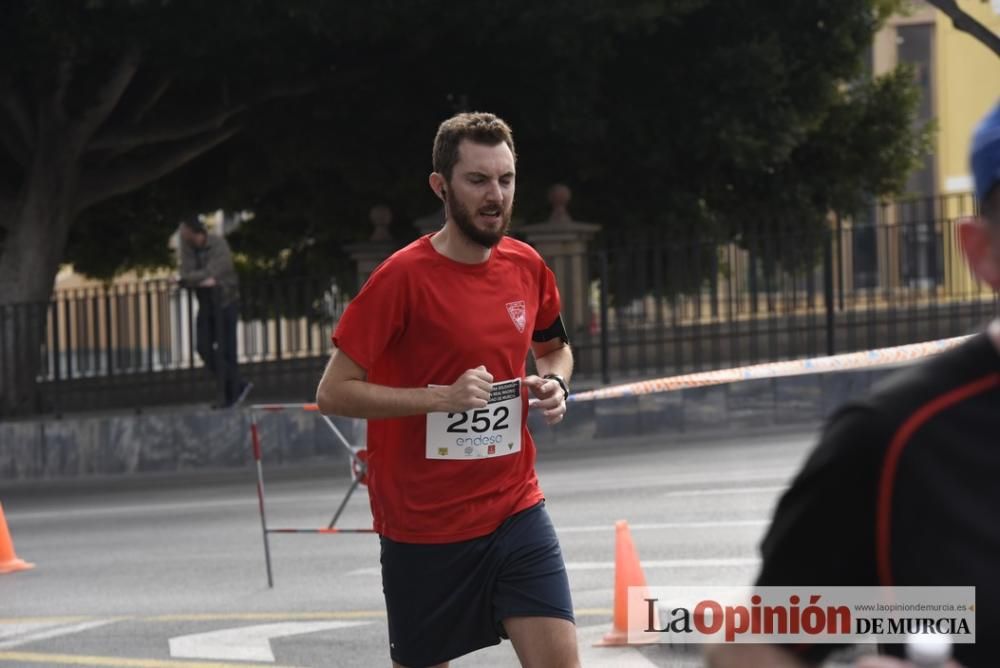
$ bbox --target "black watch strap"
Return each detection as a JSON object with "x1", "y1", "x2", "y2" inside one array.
[{"x1": 543, "y1": 373, "x2": 570, "y2": 400}]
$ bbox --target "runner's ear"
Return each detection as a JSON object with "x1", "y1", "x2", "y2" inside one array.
[{"x1": 959, "y1": 218, "x2": 1000, "y2": 288}]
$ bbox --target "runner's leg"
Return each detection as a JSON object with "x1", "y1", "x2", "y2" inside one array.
[{"x1": 504, "y1": 616, "x2": 579, "y2": 668}]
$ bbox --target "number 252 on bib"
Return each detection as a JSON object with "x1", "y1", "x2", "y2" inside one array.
[{"x1": 425, "y1": 379, "x2": 522, "y2": 460}]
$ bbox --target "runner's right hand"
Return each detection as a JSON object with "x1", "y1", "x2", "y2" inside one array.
[{"x1": 438, "y1": 365, "x2": 493, "y2": 412}]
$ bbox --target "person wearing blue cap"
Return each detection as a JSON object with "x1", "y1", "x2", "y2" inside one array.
[
  {"x1": 707, "y1": 101, "x2": 1000, "y2": 668},
  {"x1": 971, "y1": 100, "x2": 1000, "y2": 210},
  {"x1": 962, "y1": 99, "x2": 1000, "y2": 301}
]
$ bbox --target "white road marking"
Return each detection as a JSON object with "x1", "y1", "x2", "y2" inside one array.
[
  {"x1": 0, "y1": 619, "x2": 118, "y2": 649},
  {"x1": 8, "y1": 471, "x2": 792, "y2": 523},
  {"x1": 168, "y1": 621, "x2": 370, "y2": 662},
  {"x1": 347, "y1": 557, "x2": 760, "y2": 577},
  {"x1": 0, "y1": 624, "x2": 53, "y2": 641},
  {"x1": 541, "y1": 467, "x2": 797, "y2": 494},
  {"x1": 575, "y1": 623, "x2": 660, "y2": 667},
  {"x1": 8, "y1": 487, "x2": 779, "y2": 522},
  {"x1": 7, "y1": 461, "x2": 801, "y2": 523},
  {"x1": 6, "y1": 492, "x2": 366, "y2": 522},
  {"x1": 556, "y1": 519, "x2": 768, "y2": 533},
  {"x1": 564, "y1": 557, "x2": 760, "y2": 571},
  {"x1": 662, "y1": 485, "x2": 786, "y2": 498}
]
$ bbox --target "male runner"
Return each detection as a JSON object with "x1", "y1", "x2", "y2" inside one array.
[
  {"x1": 708, "y1": 100, "x2": 1000, "y2": 667},
  {"x1": 317, "y1": 112, "x2": 579, "y2": 668}
]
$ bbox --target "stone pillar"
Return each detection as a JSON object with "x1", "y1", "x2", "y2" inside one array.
[
  {"x1": 346, "y1": 205, "x2": 398, "y2": 289},
  {"x1": 520, "y1": 185, "x2": 601, "y2": 336},
  {"x1": 413, "y1": 206, "x2": 445, "y2": 236}
]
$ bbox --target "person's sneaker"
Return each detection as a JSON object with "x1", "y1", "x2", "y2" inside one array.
[{"x1": 231, "y1": 381, "x2": 254, "y2": 407}]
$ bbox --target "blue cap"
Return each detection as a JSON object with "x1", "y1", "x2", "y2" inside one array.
[{"x1": 971, "y1": 99, "x2": 1000, "y2": 203}]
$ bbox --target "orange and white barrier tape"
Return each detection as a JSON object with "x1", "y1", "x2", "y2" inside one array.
[
  {"x1": 568, "y1": 336, "x2": 971, "y2": 403},
  {"x1": 252, "y1": 402, "x2": 321, "y2": 412}
]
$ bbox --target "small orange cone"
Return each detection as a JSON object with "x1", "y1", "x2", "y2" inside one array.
[
  {"x1": 0, "y1": 502, "x2": 34, "y2": 574},
  {"x1": 594, "y1": 519, "x2": 659, "y2": 646}
]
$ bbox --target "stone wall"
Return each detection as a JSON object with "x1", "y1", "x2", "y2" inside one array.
[
  {"x1": 0, "y1": 407, "x2": 363, "y2": 481},
  {"x1": 1, "y1": 365, "x2": 899, "y2": 482}
]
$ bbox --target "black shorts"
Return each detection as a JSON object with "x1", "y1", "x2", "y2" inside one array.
[{"x1": 379, "y1": 501, "x2": 574, "y2": 667}]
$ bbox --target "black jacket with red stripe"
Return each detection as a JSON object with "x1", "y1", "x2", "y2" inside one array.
[{"x1": 757, "y1": 332, "x2": 1000, "y2": 666}]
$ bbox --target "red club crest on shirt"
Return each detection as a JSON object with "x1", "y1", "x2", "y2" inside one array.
[{"x1": 506, "y1": 300, "x2": 526, "y2": 333}]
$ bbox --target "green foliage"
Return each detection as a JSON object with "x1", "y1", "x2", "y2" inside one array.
[{"x1": 2, "y1": 0, "x2": 931, "y2": 298}]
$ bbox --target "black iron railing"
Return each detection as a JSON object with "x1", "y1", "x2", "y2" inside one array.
[
  {"x1": 0, "y1": 278, "x2": 346, "y2": 415},
  {"x1": 2, "y1": 193, "x2": 997, "y2": 416}
]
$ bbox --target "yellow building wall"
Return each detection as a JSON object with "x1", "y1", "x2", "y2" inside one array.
[
  {"x1": 934, "y1": 1, "x2": 1000, "y2": 294},
  {"x1": 861, "y1": 3, "x2": 996, "y2": 296},
  {"x1": 934, "y1": 0, "x2": 1000, "y2": 195}
]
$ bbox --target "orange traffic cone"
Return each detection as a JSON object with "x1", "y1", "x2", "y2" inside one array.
[
  {"x1": 594, "y1": 520, "x2": 659, "y2": 646},
  {"x1": 0, "y1": 502, "x2": 34, "y2": 574}
]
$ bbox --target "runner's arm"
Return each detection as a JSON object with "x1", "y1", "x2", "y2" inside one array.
[
  {"x1": 316, "y1": 348, "x2": 493, "y2": 419},
  {"x1": 532, "y1": 339, "x2": 573, "y2": 384},
  {"x1": 527, "y1": 340, "x2": 573, "y2": 424},
  {"x1": 316, "y1": 348, "x2": 446, "y2": 418}
]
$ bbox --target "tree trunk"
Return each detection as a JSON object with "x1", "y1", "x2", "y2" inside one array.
[{"x1": 0, "y1": 128, "x2": 79, "y2": 415}]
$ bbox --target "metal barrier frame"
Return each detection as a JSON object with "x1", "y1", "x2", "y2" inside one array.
[
  {"x1": 246, "y1": 336, "x2": 970, "y2": 586},
  {"x1": 248, "y1": 403, "x2": 375, "y2": 588}
]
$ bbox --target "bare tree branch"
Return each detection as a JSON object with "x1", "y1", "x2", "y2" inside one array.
[
  {"x1": 87, "y1": 78, "x2": 319, "y2": 155},
  {"x1": 129, "y1": 75, "x2": 173, "y2": 125},
  {"x1": 77, "y1": 126, "x2": 241, "y2": 210},
  {"x1": 250, "y1": 80, "x2": 324, "y2": 104},
  {"x1": 0, "y1": 117, "x2": 30, "y2": 167},
  {"x1": 0, "y1": 186, "x2": 16, "y2": 230},
  {"x1": 925, "y1": 0, "x2": 1000, "y2": 58},
  {"x1": 0, "y1": 85, "x2": 35, "y2": 151},
  {"x1": 88, "y1": 104, "x2": 247, "y2": 152},
  {"x1": 78, "y1": 46, "x2": 142, "y2": 142},
  {"x1": 51, "y1": 49, "x2": 76, "y2": 120}
]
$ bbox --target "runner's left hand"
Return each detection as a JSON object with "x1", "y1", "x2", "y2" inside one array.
[{"x1": 525, "y1": 375, "x2": 567, "y2": 425}]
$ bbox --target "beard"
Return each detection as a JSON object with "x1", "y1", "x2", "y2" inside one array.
[{"x1": 448, "y1": 189, "x2": 512, "y2": 249}]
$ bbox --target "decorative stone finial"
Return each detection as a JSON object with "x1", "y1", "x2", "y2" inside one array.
[
  {"x1": 547, "y1": 184, "x2": 572, "y2": 224},
  {"x1": 413, "y1": 207, "x2": 446, "y2": 235},
  {"x1": 369, "y1": 205, "x2": 393, "y2": 241}
]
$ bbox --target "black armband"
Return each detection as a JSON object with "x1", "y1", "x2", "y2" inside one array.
[{"x1": 532, "y1": 314, "x2": 570, "y2": 345}]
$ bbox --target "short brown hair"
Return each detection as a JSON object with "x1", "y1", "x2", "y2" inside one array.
[
  {"x1": 180, "y1": 218, "x2": 207, "y2": 234},
  {"x1": 432, "y1": 112, "x2": 516, "y2": 182}
]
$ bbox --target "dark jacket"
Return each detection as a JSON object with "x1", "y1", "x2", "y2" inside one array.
[{"x1": 179, "y1": 234, "x2": 239, "y2": 307}]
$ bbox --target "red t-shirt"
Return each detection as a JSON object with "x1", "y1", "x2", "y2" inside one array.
[{"x1": 332, "y1": 234, "x2": 563, "y2": 543}]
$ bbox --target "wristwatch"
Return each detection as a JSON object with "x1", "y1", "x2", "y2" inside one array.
[{"x1": 543, "y1": 373, "x2": 570, "y2": 401}]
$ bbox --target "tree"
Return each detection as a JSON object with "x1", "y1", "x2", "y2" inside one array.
[
  {"x1": 1, "y1": 0, "x2": 929, "y2": 413},
  {"x1": 0, "y1": 0, "x2": 371, "y2": 412},
  {"x1": 72, "y1": 0, "x2": 930, "y2": 268},
  {"x1": 926, "y1": 0, "x2": 1000, "y2": 57}
]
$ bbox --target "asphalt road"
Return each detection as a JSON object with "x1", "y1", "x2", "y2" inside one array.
[{"x1": 1, "y1": 428, "x2": 823, "y2": 667}]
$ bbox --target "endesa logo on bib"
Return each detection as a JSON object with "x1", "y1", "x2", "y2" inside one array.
[{"x1": 425, "y1": 379, "x2": 523, "y2": 460}]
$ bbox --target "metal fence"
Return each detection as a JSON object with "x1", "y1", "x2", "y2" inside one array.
[
  {"x1": 562, "y1": 193, "x2": 997, "y2": 383},
  {"x1": 2, "y1": 193, "x2": 997, "y2": 416},
  {"x1": 1, "y1": 278, "x2": 346, "y2": 415}
]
